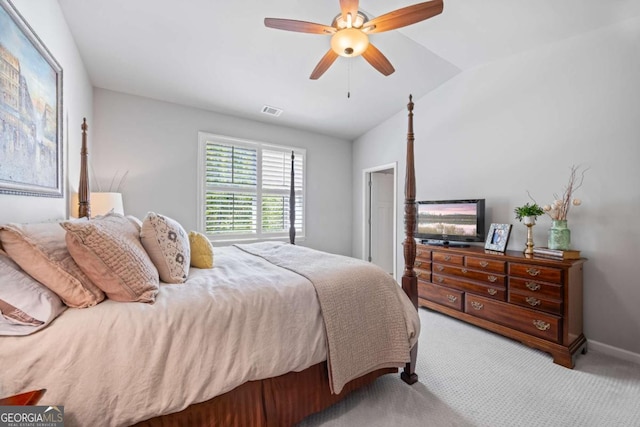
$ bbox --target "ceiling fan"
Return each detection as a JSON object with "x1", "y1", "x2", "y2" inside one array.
[{"x1": 264, "y1": 0, "x2": 443, "y2": 80}]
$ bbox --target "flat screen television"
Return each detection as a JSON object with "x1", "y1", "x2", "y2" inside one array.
[{"x1": 416, "y1": 199, "x2": 486, "y2": 247}]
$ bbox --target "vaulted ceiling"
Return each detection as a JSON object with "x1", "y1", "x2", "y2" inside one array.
[{"x1": 58, "y1": 0, "x2": 640, "y2": 140}]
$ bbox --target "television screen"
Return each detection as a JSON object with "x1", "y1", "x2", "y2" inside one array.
[{"x1": 416, "y1": 199, "x2": 485, "y2": 244}]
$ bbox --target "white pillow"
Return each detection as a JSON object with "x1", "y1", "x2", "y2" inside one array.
[
  {"x1": 0, "y1": 251, "x2": 67, "y2": 336},
  {"x1": 141, "y1": 212, "x2": 190, "y2": 284}
]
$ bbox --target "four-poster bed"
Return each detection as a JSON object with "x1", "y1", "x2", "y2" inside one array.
[{"x1": 1, "y1": 97, "x2": 419, "y2": 426}]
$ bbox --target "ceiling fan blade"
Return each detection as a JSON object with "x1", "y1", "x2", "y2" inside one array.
[
  {"x1": 264, "y1": 18, "x2": 336, "y2": 35},
  {"x1": 363, "y1": 0, "x2": 443, "y2": 34},
  {"x1": 340, "y1": 0, "x2": 359, "y2": 21},
  {"x1": 361, "y1": 44, "x2": 395, "y2": 76},
  {"x1": 310, "y1": 50, "x2": 339, "y2": 80}
]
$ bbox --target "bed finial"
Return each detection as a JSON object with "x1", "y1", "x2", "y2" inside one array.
[
  {"x1": 401, "y1": 94, "x2": 418, "y2": 385},
  {"x1": 289, "y1": 150, "x2": 296, "y2": 245},
  {"x1": 78, "y1": 118, "x2": 91, "y2": 219}
]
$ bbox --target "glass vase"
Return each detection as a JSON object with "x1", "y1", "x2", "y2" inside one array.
[{"x1": 548, "y1": 219, "x2": 571, "y2": 250}]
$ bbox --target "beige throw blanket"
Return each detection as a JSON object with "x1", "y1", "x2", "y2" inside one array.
[{"x1": 236, "y1": 242, "x2": 417, "y2": 394}]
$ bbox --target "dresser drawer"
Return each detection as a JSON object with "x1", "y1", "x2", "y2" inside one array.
[
  {"x1": 418, "y1": 281, "x2": 463, "y2": 311},
  {"x1": 465, "y1": 294, "x2": 561, "y2": 343},
  {"x1": 432, "y1": 273, "x2": 506, "y2": 301},
  {"x1": 414, "y1": 259, "x2": 430, "y2": 270},
  {"x1": 433, "y1": 264, "x2": 505, "y2": 286},
  {"x1": 508, "y1": 291, "x2": 562, "y2": 316},
  {"x1": 465, "y1": 256, "x2": 506, "y2": 274},
  {"x1": 509, "y1": 263, "x2": 563, "y2": 284},
  {"x1": 415, "y1": 268, "x2": 431, "y2": 282},
  {"x1": 416, "y1": 247, "x2": 431, "y2": 261},
  {"x1": 432, "y1": 252, "x2": 464, "y2": 266},
  {"x1": 509, "y1": 277, "x2": 562, "y2": 301}
]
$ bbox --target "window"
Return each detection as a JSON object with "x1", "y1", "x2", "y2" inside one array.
[{"x1": 198, "y1": 133, "x2": 305, "y2": 241}]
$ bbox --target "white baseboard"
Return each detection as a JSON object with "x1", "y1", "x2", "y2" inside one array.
[{"x1": 588, "y1": 340, "x2": 640, "y2": 365}]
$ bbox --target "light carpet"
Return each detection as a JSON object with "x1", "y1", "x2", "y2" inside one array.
[{"x1": 298, "y1": 308, "x2": 640, "y2": 427}]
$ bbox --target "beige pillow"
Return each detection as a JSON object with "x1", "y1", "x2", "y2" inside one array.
[
  {"x1": 0, "y1": 221, "x2": 104, "y2": 308},
  {"x1": 0, "y1": 251, "x2": 67, "y2": 335},
  {"x1": 141, "y1": 212, "x2": 190, "y2": 284},
  {"x1": 188, "y1": 231, "x2": 214, "y2": 269},
  {"x1": 62, "y1": 213, "x2": 159, "y2": 303}
]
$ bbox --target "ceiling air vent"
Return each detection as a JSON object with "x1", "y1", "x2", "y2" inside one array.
[{"x1": 261, "y1": 105, "x2": 283, "y2": 117}]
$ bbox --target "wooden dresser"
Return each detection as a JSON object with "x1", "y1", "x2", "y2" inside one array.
[{"x1": 416, "y1": 244, "x2": 587, "y2": 368}]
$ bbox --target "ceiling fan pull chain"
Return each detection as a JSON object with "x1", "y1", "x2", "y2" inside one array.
[{"x1": 347, "y1": 59, "x2": 351, "y2": 98}]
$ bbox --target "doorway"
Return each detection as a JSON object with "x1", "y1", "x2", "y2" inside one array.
[{"x1": 363, "y1": 163, "x2": 397, "y2": 280}]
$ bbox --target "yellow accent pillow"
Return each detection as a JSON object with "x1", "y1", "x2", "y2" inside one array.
[{"x1": 188, "y1": 231, "x2": 214, "y2": 269}]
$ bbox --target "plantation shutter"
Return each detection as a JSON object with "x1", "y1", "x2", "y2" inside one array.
[
  {"x1": 204, "y1": 142, "x2": 258, "y2": 234},
  {"x1": 261, "y1": 149, "x2": 304, "y2": 233},
  {"x1": 199, "y1": 133, "x2": 305, "y2": 240}
]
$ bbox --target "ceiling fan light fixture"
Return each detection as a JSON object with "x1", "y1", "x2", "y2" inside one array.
[
  {"x1": 330, "y1": 28, "x2": 369, "y2": 57},
  {"x1": 333, "y1": 12, "x2": 367, "y2": 29}
]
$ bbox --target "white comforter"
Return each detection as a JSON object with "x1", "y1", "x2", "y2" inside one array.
[{"x1": 0, "y1": 244, "x2": 418, "y2": 426}]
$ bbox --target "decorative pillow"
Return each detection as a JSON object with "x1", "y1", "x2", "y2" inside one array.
[
  {"x1": 126, "y1": 215, "x2": 143, "y2": 232},
  {"x1": 0, "y1": 221, "x2": 105, "y2": 308},
  {"x1": 188, "y1": 231, "x2": 214, "y2": 269},
  {"x1": 140, "y1": 212, "x2": 190, "y2": 283},
  {"x1": 0, "y1": 251, "x2": 67, "y2": 336},
  {"x1": 61, "y1": 213, "x2": 159, "y2": 303}
]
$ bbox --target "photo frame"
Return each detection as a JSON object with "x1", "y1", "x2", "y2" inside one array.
[
  {"x1": 485, "y1": 223, "x2": 512, "y2": 252},
  {"x1": 0, "y1": 0, "x2": 63, "y2": 197}
]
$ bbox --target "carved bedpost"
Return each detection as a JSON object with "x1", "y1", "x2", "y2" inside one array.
[
  {"x1": 289, "y1": 151, "x2": 296, "y2": 245},
  {"x1": 401, "y1": 95, "x2": 418, "y2": 385},
  {"x1": 78, "y1": 118, "x2": 91, "y2": 219}
]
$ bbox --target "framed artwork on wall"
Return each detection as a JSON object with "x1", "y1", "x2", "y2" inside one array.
[
  {"x1": 0, "y1": 0, "x2": 63, "y2": 197},
  {"x1": 484, "y1": 223, "x2": 511, "y2": 252}
]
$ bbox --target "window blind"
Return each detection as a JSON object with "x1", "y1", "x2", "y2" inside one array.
[{"x1": 198, "y1": 134, "x2": 305, "y2": 240}]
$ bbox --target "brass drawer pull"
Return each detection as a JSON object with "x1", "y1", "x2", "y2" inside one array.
[
  {"x1": 526, "y1": 297, "x2": 541, "y2": 307},
  {"x1": 470, "y1": 301, "x2": 484, "y2": 310},
  {"x1": 415, "y1": 261, "x2": 422, "y2": 267},
  {"x1": 436, "y1": 265, "x2": 444, "y2": 272},
  {"x1": 479, "y1": 261, "x2": 489, "y2": 268},
  {"x1": 447, "y1": 295, "x2": 457, "y2": 303},
  {"x1": 526, "y1": 267, "x2": 541, "y2": 276},
  {"x1": 461, "y1": 268, "x2": 468, "y2": 274},
  {"x1": 436, "y1": 277, "x2": 444, "y2": 283},
  {"x1": 487, "y1": 275, "x2": 497, "y2": 283},
  {"x1": 444, "y1": 255, "x2": 451, "y2": 261},
  {"x1": 526, "y1": 281, "x2": 541, "y2": 291},
  {"x1": 417, "y1": 250, "x2": 423, "y2": 256},
  {"x1": 487, "y1": 288, "x2": 497, "y2": 296},
  {"x1": 533, "y1": 320, "x2": 551, "y2": 331},
  {"x1": 416, "y1": 272, "x2": 423, "y2": 278}
]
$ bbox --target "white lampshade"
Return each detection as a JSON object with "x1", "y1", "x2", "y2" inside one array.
[
  {"x1": 70, "y1": 192, "x2": 124, "y2": 218},
  {"x1": 90, "y1": 192, "x2": 124, "y2": 217}
]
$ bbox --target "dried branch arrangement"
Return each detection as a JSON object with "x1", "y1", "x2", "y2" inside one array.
[
  {"x1": 530, "y1": 165, "x2": 588, "y2": 221},
  {"x1": 91, "y1": 167, "x2": 129, "y2": 193}
]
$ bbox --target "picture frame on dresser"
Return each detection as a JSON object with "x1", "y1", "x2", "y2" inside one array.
[
  {"x1": 484, "y1": 223, "x2": 511, "y2": 252},
  {"x1": 0, "y1": 0, "x2": 64, "y2": 198}
]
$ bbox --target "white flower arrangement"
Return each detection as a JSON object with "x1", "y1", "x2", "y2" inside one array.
[{"x1": 532, "y1": 165, "x2": 587, "y2": 221}]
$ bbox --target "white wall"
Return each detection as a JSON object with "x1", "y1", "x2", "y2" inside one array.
[
  {"x1": 352, "y1": 17, "x2": 640, "y2": 356},
  {"x1": 0, "y1": 0, "x2": 93, "y2": 224},
  {"x1": 91, "y1": 88, "x2": 353, "y2": 256}
]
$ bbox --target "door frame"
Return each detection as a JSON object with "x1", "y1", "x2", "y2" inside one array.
[{"x1": 362, "y1": 162, "x2": 397, "y2": 281}]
